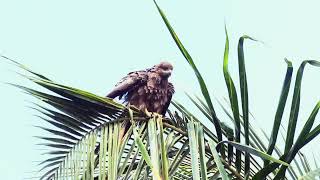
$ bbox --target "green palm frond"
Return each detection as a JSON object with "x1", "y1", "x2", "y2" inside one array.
[
  {"x1": 153, "y1": 1, "x2": 320, "y2": 179},
  {"x1": 3, "y1": 1, "x2": 320, "y2": 179},
  {"x1": 2, "y1": 59, "x2": 222, "y2": 179},
  {"x1": 4, "y1": 57, "x2": 291, "y2": 180}
]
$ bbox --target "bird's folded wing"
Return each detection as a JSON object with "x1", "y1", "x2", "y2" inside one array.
[
  {"x1": 161, "y1": 82, "x2": 175, "y2": 115},
  {"x1": 106, "y1": 70, "x2": 148, "y2": 99}
]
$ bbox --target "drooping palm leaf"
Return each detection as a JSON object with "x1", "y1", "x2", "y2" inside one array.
[
  {"x1": 253, "y1": 60, "x2": 320, "y2": 179},
  {"x1": 238, "y1": 35, "x2": 257, "y2": 175},
  {"x1": 3, "y1": 0, "x2": 320, "y2": 178},
  {"x1": 3, "y1": 58, "x2": 232, "y2": 179},
  {"x1": 284, "y1": 61, "x2": 320, "y2": 154}
]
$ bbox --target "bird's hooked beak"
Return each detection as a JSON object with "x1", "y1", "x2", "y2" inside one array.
[{"x1": 161, "y1": 69, "x2": 172, "y2": 78}]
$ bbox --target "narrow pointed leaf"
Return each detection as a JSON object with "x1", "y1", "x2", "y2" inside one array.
[
  {"x1": 238, "y1": 35, "x2": 256, "y2": 174},
  {"x1": 187, "y1": 121, "x2": 200, "y2": 180},
  {"x1": 158, "y1": 117, "x2": 169, "y2": 180},
  {"x1": 223, "y1": 26, "x2": 242, "y2": 172},
  {"x1": 148, "y1": 117, "x2": 160, "y2": 180},
  {"x1": 133, "y1": 124, "x2": 161, "y2": 179},
  {"x1": 197, "y1": 124, "x2": 208, "y2": 180},
  {"x1": 284, "y1": 60, "x2": 320, "y2": 154},
  {"x1": 218, "y1": 141, "x2": 289, "y2": 166},
  {"x1": 153, "y1": 0, "x2": 222, "y2": 142},
  {"x1": 208, "y1": 139, "x2": 230, "y2": 180},
  {"x1": 265, "y1": 59, "x2": 293, "y2": 165}
]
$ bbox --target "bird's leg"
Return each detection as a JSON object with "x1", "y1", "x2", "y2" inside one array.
[
  {"x1": 152, "y1": 112, "x2": 163, "y2": 119},
  {"x1": 144, "y1": 108, "x2": 163, "y2": 119},
  {"x1": 144, "y1": 108, "x2": 153, "y2": 117}
]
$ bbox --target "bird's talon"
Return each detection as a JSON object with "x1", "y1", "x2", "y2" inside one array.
[
  {"x1": 144, "y1": 108, "x2": 152, "y2": 117},
  {"x1": 143, "y1": 109, "x2": 163, "y2": 118},
  {"x1": 155, "y1": 113, "x2": 162, "y2": 118}
]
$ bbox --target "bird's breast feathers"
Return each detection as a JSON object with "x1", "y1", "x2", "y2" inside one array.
[{"x1": 125, "y1": 74, "x2": 173, "y2": 114}]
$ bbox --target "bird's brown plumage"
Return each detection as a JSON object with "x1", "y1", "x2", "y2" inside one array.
[{"x1": 106, "y1": 61, "x2": 174, "y2": 116}]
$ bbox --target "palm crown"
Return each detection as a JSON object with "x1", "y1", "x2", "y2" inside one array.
[{"x1": 5, "y1": 1, "x2": 320, "y2": 180}]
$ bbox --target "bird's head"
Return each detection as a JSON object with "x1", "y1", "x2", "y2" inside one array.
[{"x1": 154, "y1": 61, "x2": 173, "y2": 79}]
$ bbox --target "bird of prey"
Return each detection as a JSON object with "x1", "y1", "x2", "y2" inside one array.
[{"x1": 106, "y1": 61, "x2": 174, "y2": 116}]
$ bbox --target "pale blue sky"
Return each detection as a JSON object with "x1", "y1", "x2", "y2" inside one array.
[{"x1": 1, "y1": 0, "x2": 320, "y2": 179}]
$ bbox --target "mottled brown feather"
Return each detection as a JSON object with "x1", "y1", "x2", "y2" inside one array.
[{"x1": 106, "y1": 62, "x2": 174, "y2": 116}]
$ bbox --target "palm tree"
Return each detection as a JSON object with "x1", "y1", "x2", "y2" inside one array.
[{"x1": 5, "y1": 1, "x2": 320, "y2": 179}]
